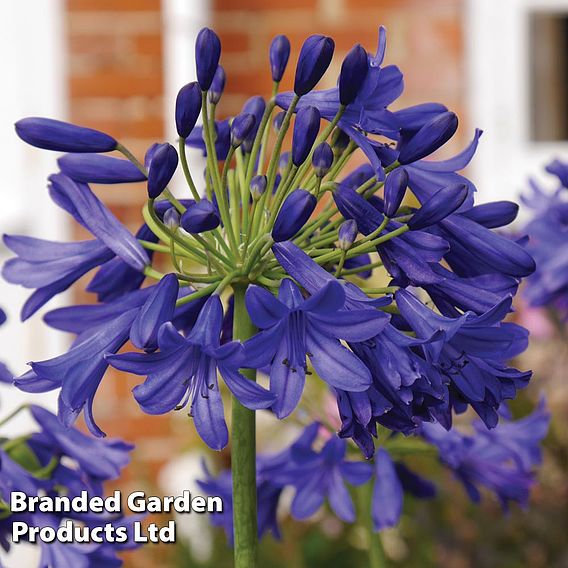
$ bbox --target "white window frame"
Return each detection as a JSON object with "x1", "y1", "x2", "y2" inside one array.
[{"x1": 466, "y1": 0, "x2": 568, "y2": 211}]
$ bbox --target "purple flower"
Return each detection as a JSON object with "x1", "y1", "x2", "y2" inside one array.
[
  {"x1": 107, "y1": 295, "x2": 275, "y2": 450},
  {"x1": 272, "y1": 189, "x2": 317, "y2": 242},
  {"x1": 312, "y1": 142, "x2": 333, "y2": 177},
  {"x1": 371, "y1": 449, "x2": 403, "y2": 530},
  {"x1": 186, "y1": 118, "x2": 231, "y2": 160},
  {"x1": 338, "y1": 44, "x2": 369, "y2": 106},
  {"x1": 242, "y1": 96, "x2": 266, "y2": 152},
  {"x1": 58, "y1": 153, "x2": 146, "y2": 184},
  {"x1": 397, "y1": 111, "x2": 458, "y2": 164},
  {"x1": 408, "y1": 183, "x2": 468, "y2": 230},
  {"x1": 243, "y1": 278, "x2": 387, "y2": 417},
  {"x1": 209, "y1": 65, "x2": 226, "y2": 104},
  {"x1": 176, "y1": 81, "x2": 202, "y2": 138},
  {"x1": 147, "y1": 143, "x2": 178, "y2": 198},
  {"x1": 292, "y1": 106, "x2": 320, "y2": 166},
  {"x1": 250, "y1": 174, "x2": 267, "y2": 200},
  {"x1": 196, "y1": 27, "x2": 221, "y2": 91},
  {"x1": 270, "y1": 35, "x2": 291, "y2": 83},
  {"x1": 231, "y1": 113, "x2": 257, "y2": 148},
  {"x1": 2, "y1": 235, "x2": 114, "y2": 320},
  {"x1": 294, "y1": 35, "x2": 335, "y2": 96},
  {"x1": 181, "y1": 199, "x2": 220, "y2": 233},
  {"x1": 383, "y1": 167, "x2": 408, "y2": 217},
  {"x1": 15, "y1": 117, "x2": 117, "y2": 153},
  {"x1": 338, "y1": 220, "x2": 358, "y2": 250}
]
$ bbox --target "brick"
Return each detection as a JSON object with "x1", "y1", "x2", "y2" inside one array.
[
  {"x1": 70, "y1": 70, "x2": 162, "y2": 98},
  {"x1": 68, "y1": 0, "x2": 161, "y2": 12},
  {"x1": 214, "y1": 0, "x2": 317, "y2": 10}
]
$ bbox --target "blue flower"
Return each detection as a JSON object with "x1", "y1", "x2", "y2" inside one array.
[
  {"x1": 294, "y1": 35, "x2": 335, "y2": 96},
  {"x1": 209, "y1": 65, "x2": 226, "y2": 104},
  {"x1": 58, "y1": 153, "x2": 146, "y2": 184},
  {"x1": 242, "y1": 96, "x2": 266, "y2": 152},
  {"x1": 231, "y1": 113, "x2": 257, "y2": 148},
  {"x1": 186, "y1": 119, "x2": 231, "y2": 160},
  {"x1": 292, "y1": 106, "x2": 320, "y2": 166},
  {"x1": 107, "y1": 295, "x2": 275, "y2": 450},
  {"x1": 371, "y1": 449, "x2": 403, "y2": 530},
  {"x1": 147, "y1": 142, "x2": 178, "y2": 198},
  {"x1": 421, "y1": 400, "x2": 549, "y2": 508},
  {"x1": 195, "y1": 27, "x2": 221, "y2": 91},
  {"x1": 176, "y1": 81, "x2": 202, "y2": 138},
  {"x1": 181, "y1": 199, "x2": 220, "y2": 233},
  {"x1": 244, "y1": 278, "x2": 388, "y2": 417},
  {"x1": 396, "y1": 289, "x2": 531, "y2": 428},
  {"x1": 383, "y1": 167, "x2": 408, "y2": 217},
  {"x1": 407, "y1": 183, "x2": 468, "y2": 230},
  {"x1": 312, "y1": 142, "x2": 333, "y2": 177},
  {"x1": 15, "y1": 117, "x2": 117, "y2": 153},
  {"x1": 272, "y1": 189, "x2": 316, "y2": 242},
  {"x1": 338, "y1": 44, "x2": 369, "y2": 106},
  {"x1": 270, "y1": 35, "x2": 291, "y2": 83}
]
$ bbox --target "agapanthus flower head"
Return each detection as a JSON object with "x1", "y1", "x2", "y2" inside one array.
[
  {"x1": 15, "y1": 117, "x2": 117, "y2": 153},
  {"x1": 294, "y1": 34, "x2": 335, "y2": 95},
  {"x1": 209, "y1": 65, "x2": 226, "y2": 104},
  {"x1": 175, "y1": 81, "x2": 202, "y2": 138},
  {"x1": 270, "y1": 34, "x2": 291, "y2": 83},
  {"x1": 338, "y1": 44, "x2": 369, "y2": 105},
  {"x1": 195, "y1": 27, "x2": 222, "y2": 90},
  {"x1": 147, "y1": 142, "x2": 178, "y2": 199}
]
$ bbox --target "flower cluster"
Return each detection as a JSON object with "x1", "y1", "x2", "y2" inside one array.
[
  {"x1": 0, "y1": 402, "x2": 138, "y2": 565},
  {"x1": 3, "y1": 24, "x2": 545, "y2": 553},
  {"x1": 522, "y1": 159, "x2": 568, "y2": 319}
]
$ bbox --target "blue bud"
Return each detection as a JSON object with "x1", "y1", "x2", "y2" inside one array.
[
  {"x1": 15, "y1": 117, "x2": 117, "y2": 153},
  {"x1": 231, "y1": 113, "x2": 257, "y2": 148},
  {"x1": 147, "y1": 143, "x2": 178, "y2": 199},
  {"x1": 408, "y1": 183, "x2": 468, "y2": 230},
  {"x1": 176, "y1": 82, "x2": 202, "y2": 138},
  {"x1": 331, "y1": 128, "x2": 350, "y2": 153},
  {"x1": 312, "y1": 142, "x2": 333, "y2": 177},
  {"x1": 398, "y1": 111, "x2": 458, "y2": 165},
  {"x1": 181, "y1": 199, "x2": 220, "y2": 233},
  {"x1": 294, "y1": 35, "x2": 335, "y2": 96},
  {"x1": 130, "y1": 273, "x2": 179, "y2": 352},
  {"x1": 338, "y1": 219, "x2": 358, "y2": 250},
  {"x1": 339, "y1": 44, "x2": 368, "y2": 106},
  {"x1": 250, "y1": 175, "x2": 267, "y2": 200},
  {"x1": 144, "y1": 143, "x2": 160, "y2": 169},
  {"x1": 163, "y1": 207, "x2": 181, "y2": 230},
  {"x1": 195, "y1": 27, "x2": 221, "y2": 91},
  {"x1": 463, "y1": 201, "x2": 519, "y2": 229},
  {"x1": 270, "y1": 34, "x2": 291, "y2": 82},
  {"x1": 208, "y1": 66, "x2": 226, "y2": 105},
  {"x1": 278, "y1": 151, "x2": 291, "y2": 174},
  {"x1": 273, "y1": 111, "x2": 285, "y2": 132},
  {"x1": 292, "y1": 106, "x2": 320, "y2": 166},
  {"x1": 383, "y1": 168, "x2": 409, "y2": 217},
  {"x1": 242, "y1": 96, "x2": 266, "y2": 152},
  {"x1": 272, "y1": 189, "x2": 317, "y2": 242},
  {"x1": 58, "y1": 154, "x2": 146, "y2": 184}
]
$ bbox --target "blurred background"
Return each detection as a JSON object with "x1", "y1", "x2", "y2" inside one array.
[{"x1": 0, "y1": 0, "x2": 567, "y2": 566}]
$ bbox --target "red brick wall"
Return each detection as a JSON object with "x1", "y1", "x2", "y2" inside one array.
[{"x1": 64, "y1": 1, "x2": 464, "y2": 565}]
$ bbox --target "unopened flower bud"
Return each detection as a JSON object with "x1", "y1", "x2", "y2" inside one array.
[
  {"x1": 270, "y1": 35, "x2": 291, "y2": 83},
  {"x1": 383, "y1": 168, "x2": 409, "y2": 217},
  {"x1": 181, "y1": 199, "x2": 220, "y2": 233},
  {"x1": 294, "y1": 35, "x2": 335, "y2": 96},
  {"x1": 331, "y1": 128, "x2": 350, "y2": 153},
  {"x1": 195, "y1": 27, "x2": 221, "y2": 91},
  {"x1": 338, "y1": 220, "x2": 358, "y2": 250},
  {"x1": 15, "y1": 117, "x2": 117, "y2": 153},
  {"x1": 250, "y1": 175, "x2": 267, "y2": 201},
  {"x1": 242, "y1": 96, "x2": 266, "y2": 152},
  {"x1": 58, "y1": 154, "x2": 146, "y2": 184},
  {"x1": 408, "y1": 183, "x2": 468, "y2": 230},
  {"x1": 208, "y1": 66, "x2": 226, "y2": 105},
  {"x1": 273, "y1": 111, "x2": 285, "y2": 132},
  {"x1": 231, "y1": 113, "x2": 257, "y2": 148},
  {"x1": 147, "y1": 143, "x2": 178, "y2": 199},
  {"x1": 144, "y1": 143, "x2": 160, "y2": 170},
  {"x1": 292, "y1": 106, "x2": 320, "y2": 166},
  {"x1": 398, "y1": 111, "x2": 458, "y2": 165},
  {"x1": 339, "y1": 44, "x2": 368, "y2": 106},
  {"x1": 176, "y1": 82, "x2": 202, "y2": 138},
  {"x1": 272, "y1": 189, "x2": 317, "y2": 242},
  {"x1": 312, "y1": 142, "x2": 333, "y2": 177},
  {"x1": 278, "y1": 152, "x2": 291, "y2": 175},
  {"x1": 163, "y1": 207, "x2": 180, "y2": 230}
]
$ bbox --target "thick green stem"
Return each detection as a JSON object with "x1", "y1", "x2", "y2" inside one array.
[
  {"x1": 231, "y1": 284, "x2": 258, "y2": 568},
  {"x1": 357, "y1": 483, "x2": 387, "y2": 568}
]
